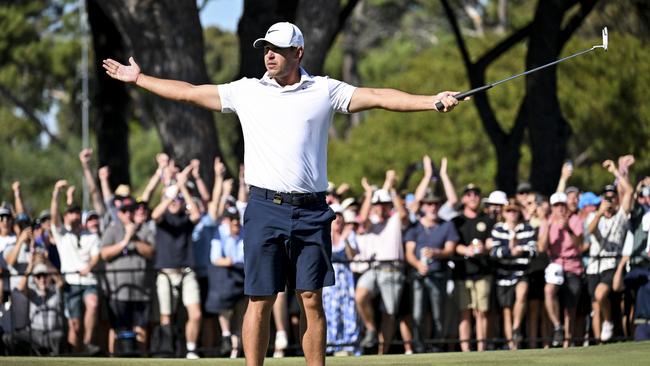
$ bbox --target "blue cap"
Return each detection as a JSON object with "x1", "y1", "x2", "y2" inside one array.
[{"x1": 578, "y1": 192, "x2": 601, "y2": 210}]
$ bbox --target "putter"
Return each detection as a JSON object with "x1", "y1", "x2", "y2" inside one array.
[{"x1": 436, "y1": 27, "x2": 608, "y2": 111}]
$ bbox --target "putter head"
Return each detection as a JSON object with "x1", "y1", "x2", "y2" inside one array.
[{"x1": 602, "y1": 27, "x2": 608, "y2": 51}]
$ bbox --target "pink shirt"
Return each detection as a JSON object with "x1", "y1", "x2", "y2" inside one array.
[{"x1": 540, "y1": 214, "x2": 584, "y2": 275}]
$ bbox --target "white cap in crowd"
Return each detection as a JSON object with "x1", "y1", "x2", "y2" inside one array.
[
  {"x1": 253, "y1": 22, "x2": 304, "y2": 49},
  {"x1": 329, "y1": 203, "x2": 343, "y2": 214},
  {"x1": 484, "y1": 190, "x2": 508, "y2": 206},
  {"x1": 550, "y1": 192, "x2": 568, "y2": 205},
  {"x1": 371, "y1": 189, "x2": 392, "y2": 204}
]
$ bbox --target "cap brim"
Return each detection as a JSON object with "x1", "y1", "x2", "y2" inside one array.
[{"x1": 253, "y1": 38, "x2": 267, "y2": 48}]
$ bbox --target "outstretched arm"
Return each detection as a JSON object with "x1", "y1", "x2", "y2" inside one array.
[
  {"x1": 348, "y1": 88, "x2": 462, "y2": 113},
  {"x1": 79, "y1": 149, "x2": 106, "y2": 215},
  {"x1": 103, "y1": 57, "x2": 222, "y2": 111}
]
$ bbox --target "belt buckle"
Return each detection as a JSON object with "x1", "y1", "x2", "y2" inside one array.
[{"x1": 273, "y1": 192, "x2": 283, "y2": 205}]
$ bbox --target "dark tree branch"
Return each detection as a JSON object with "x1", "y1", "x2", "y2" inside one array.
[
  {"x1": 558, "y1": 0, "x2": 599, "y2": 50},
  {"x1": 475, "y1": 23, "x2": 532, "y2": 72},
  {"x1": 337, "y1": 0, "x2": 360, "y2": 33},
  {"x1": 440, "y1": 0, "x2": 473, "y2": 68},
  {"x1": 0, "y1": 83, "x2": 68, "y2": 151}
]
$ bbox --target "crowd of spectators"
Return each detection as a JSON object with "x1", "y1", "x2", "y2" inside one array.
[{"x1": 0, "y1": 150, "x2": 648, "y2": 359}]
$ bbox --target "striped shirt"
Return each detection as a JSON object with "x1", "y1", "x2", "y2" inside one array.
[{"x1": 490, "y1": 222, "x2": 537, "y2": 286}]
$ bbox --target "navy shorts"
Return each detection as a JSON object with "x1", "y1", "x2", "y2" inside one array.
[{"x1": 243, "y1": 186, "x2": 336, "y2": 296}]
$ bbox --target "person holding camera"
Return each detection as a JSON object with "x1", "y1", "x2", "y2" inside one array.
[{"x1": 585, "y1": 159, "x2": 633, "y2": 343}]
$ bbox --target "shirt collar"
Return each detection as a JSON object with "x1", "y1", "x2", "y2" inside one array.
[{"x1": 259, "y1": 67, "x2": 314, "y2": 91}]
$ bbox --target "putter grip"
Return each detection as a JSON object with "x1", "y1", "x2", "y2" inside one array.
[{"x1": 434, "y1": 85, "x2": 493, "y2": 111}]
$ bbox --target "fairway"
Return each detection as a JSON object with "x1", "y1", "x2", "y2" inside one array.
[{"x1": 1, "y1": 342, "x2": 648, "y2": 366}]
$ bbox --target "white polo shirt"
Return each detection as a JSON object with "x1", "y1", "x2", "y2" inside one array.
[
  {"x1": 51, "y1": 224, "x2": 100, "y2": 286},
  {"x1": 218, "y1": 68, "x2": 356, "y2": 193}
]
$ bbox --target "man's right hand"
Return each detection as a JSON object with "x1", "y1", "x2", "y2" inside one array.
[{"x1": 103, "y1": 57, "x2": 141, "y2": 83}]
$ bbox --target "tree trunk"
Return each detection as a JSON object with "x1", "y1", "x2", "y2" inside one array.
[
  {"x1": 93, "y1": 0, "x2": 221, "y2": 185},
  {"x1": 525, "y1": 0, "x2": 569, "y2": 195},
  {"x1": 87, "y1": 0, "x2": 130, "y2": 188},
  {"x1": 525, "y1": 0, "x2": 598, "y2": 195}
]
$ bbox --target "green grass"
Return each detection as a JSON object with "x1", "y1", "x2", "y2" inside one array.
[{"x1": 1, "y1": 341, "x2": 648, "y2": 365}]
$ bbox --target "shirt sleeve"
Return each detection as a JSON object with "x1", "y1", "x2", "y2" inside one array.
[
  {"x1": 101, "y1": 226, "x2": 116, "y2": 247},
  {"x1": 218, "y1": 82, "x2": 237, "y2": 113},
  {"x1": 89, "y1": 235, "x2": 101, "y2": 257},
  {"x1": 445, "y1": 222, "x2": 461, "y2": 243},
  {"x1": 210, "y1": 238, "x2": 224, "y2": 263},
  {"x1": 327, "y1": 78, "x2": 356, "y2": 114}
]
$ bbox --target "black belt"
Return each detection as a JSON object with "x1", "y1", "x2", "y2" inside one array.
[{"x1": 250, "y1": 186, "x2": 325, "y2": 206}]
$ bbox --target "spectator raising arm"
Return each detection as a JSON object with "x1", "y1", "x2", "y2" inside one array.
[
  {"x1": 98, "y1": 166, "x2": 113, "y2": 205},
  {"x1": 358, "y1": 177, "x2": 374, "y2": 229},
  {"x1": 66, "y1": 185, "x2": 76, "y2": 207},
  {"x1": 438, "y1": 157, "x2": 458, "y2": 207},
  {"x1": 218, "y1": 179, "x2": 234, "y2": 217},
  {"x1": 555, "y1": 161, "x2": 573, "y2": 194},
  {"x1": 12, "y1": 181, "x2": 25, "y2": 215},
  {"x1": 208, "y1": 157, "x2": 226, "y2": 221},
  {"x1": 385, "y1": 170, "x2": 409, "y2": 226},
  {"x1": 411, "y1": 155, "x2": 434, "y2": 211},
  {"x1": 50, "y1": 180, "x2": 68, "y2": 229},
  {"x1": 140, "y1": 153, "x2": 169, "y2": 203},
  {"x1": 191, "y1": 159, "x2": 210, "y2": 204},
  {"x1": 177, "y1": 165, "x2": 201, "y2": 223},
  {"x1": 79, "y1": 148, "x2": 106, "y2": 215}
]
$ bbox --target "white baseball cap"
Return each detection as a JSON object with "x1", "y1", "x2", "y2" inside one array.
[
  {"x1": 550, "y1": 192, "x2": 568, "y2": 206},
  {"x1": 371, "y1": 189, "x2": 392, "y2": 204},
  {"x1": 484, "y1": 190, "x2": 508, "y2": 206},
  {"x1": 253, "y1": 22, "x2": 304, "y2": 49}
]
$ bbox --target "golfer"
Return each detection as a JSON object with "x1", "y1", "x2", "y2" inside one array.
[{"x1": 103, "y1": 21, "x2": 462, "y2": 366}]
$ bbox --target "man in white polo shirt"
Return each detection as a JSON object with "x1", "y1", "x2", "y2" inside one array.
[
  {"x1": 103, "y1": 22, "x2": 462, "y2": 366},
  {"x1": 50, "y1": 179, "x2": 101, "y2": 354}
]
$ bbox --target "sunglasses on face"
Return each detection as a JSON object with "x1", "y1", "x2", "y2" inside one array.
[
  {"x1": 34, "y1": 273, "x2": 48, "y2": 280},
  {"x1": 0, "y1": 215, "x2": 11, "y2": 221},
  {"x1": 505, "y1": 209, "x2": 519, "y2": 213}
]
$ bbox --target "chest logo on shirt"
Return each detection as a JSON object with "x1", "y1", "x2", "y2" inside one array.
[{"x1": 476, "y1": 222, "x2": 487, "y2": 232}]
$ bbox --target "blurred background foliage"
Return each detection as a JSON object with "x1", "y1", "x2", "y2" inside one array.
[{"x1": 0, "y1": 0, "x2": 648, "y2": 214}]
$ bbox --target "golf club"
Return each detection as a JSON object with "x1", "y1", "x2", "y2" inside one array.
[{"x1": 436, "y1": 27, "x2": 608, "y2": 111}]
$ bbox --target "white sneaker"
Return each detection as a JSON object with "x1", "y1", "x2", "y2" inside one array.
[
  {"x1": 600, "y1": 320, "x2": 614, "y2": 342},
  {"x1": 186, "y1": 351, "x2": 200, "y2": 359},
  {"x1": 273, "y1": 350, "x2": 284, "y2": 358},
  {"x1": 275, "y1": 330, "x2": 289, "y2": 350}
]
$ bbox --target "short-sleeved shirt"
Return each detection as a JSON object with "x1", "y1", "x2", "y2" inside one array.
[
  {"x1": 154, "y1": 211, "x2": 195, "y2": 270},
  {"x1": 51, "y1": 225, "x2": 100, "y2": 286},
  {"x1": 191, "y1": 214, "x2": 218, "y2": 277},
  {"x1": 2, "y1": 238, "x2": 31, "y2": 290},
  {"x1": 539, "y1": 214, "x2": 584, "y2": 275},
  {"x1": 218, "y1": 68, "x2": 356, "y2": 193},
  {"x1": 101, "y1": 221, "x2": 156, "y2": 301},
  {"x1": 490, "y1": 222, "x2": 537, "y2": 286},
  {"x1": 210, "y1": 231, "x2": 244, "y2": 265},
  {"x1": 452, "y1": 213, "x2": 495, "y2": 277},
  {"x1": 356, "y1": 214, "x2": 404, "y2": 263},
  {"x1": 586, "y1": 207, "x2": 628, "y2": 274},
  {"x1": 405, "y1": 220, "x2": 459, "y2": 273}
]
